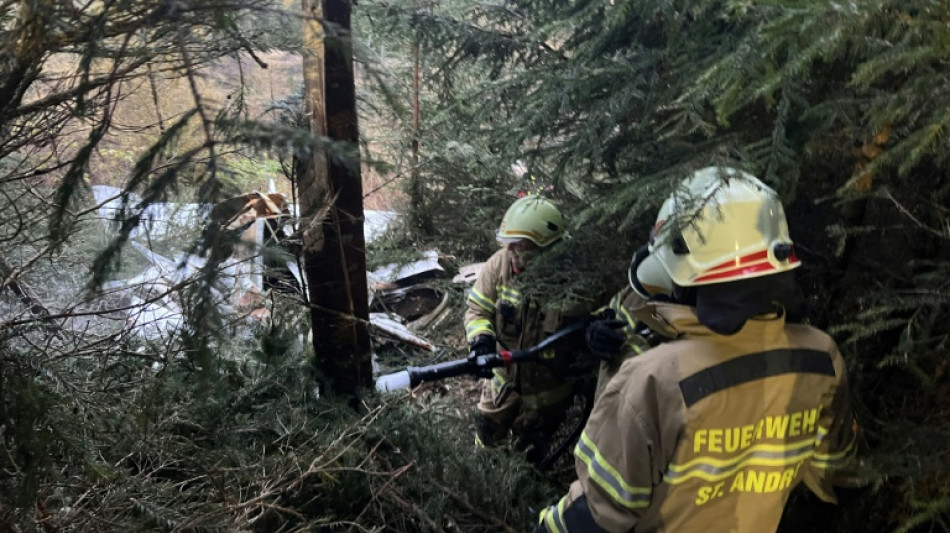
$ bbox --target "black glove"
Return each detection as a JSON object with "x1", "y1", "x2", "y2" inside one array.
[
  {"x1": 469, "y1": 334, "x2": 496, "y2": 356},
  {"x1": 585, "y1": 319, "x2": 626, "y2": 360},
  {"x1": 467, "y1": 335, "x2": 497, "y2": 379}
]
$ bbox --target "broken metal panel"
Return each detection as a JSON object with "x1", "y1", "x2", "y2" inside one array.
[
  {"x1": 90, "y1": 186, "x2": 413, "y2": 347},
  {"x1": 92, "y1": 185, "x2": 210, "y2": 242},
  {"x1": 364, "y1": 210, "x2": 398, "y2": 242},
  {"x1": 370, "y1": 285, "x2": 444, "y2": 323},
  {"x1": 367, "y1": 250, "x2": 449, "y2": 329},
  {"x1": 91, "y1": 188, "x2": 295, "y2": 340},
  {"x1": 452, "y1": 262, "x2": 484, "y2": 285},
  {"x1": 370, "y1": 312, "x2": 435, "y2": 352},
  {"x1": 407, "y1": 290, "x2": 452, "y2": 332},
  {"x1": 124, "y1": 295, "x2": 183, "y2": 341},
  {"x1": 367, "y1": 250, "x2": 444, "y2": 288}
]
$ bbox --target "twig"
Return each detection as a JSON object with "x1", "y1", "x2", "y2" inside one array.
[
  {"x1": 430, "y1": 479, "x2": 519, "y2": 533},
  {"x1": 352, "y1": 460, "x2": 415, "y2": 526},
  {"x1": 879, "y1": 188, "x2": 948, "y2": 239},
  {"x1": 0, "y1": 250, "x2": 50, "y2": 317},
  {"x1": 383, "y1": 491, "x2": 441, "y2": 531}
]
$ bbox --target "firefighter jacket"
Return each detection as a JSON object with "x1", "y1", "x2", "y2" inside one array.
[
  {"x1": 594, "y1": 285, "x2": 678, "y2": 398},
  {"x1": 464, "y1": 247, "x2": 586, "y2": 402},
  {"x1": 606, "y1": 286, "x2": 679, "y2": 342},
  {"x1": 604, "y1": 287, "x2": 655, "y2": 355},
  {"x1": 539, "y1": 302, "x2": 857, "y2": 533}
]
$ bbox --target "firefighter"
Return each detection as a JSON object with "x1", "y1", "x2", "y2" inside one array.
[
  {"x1": 466, "y1": 195, "x2": 623, "y2": 463},
  {"x1": 589, "y1": 285, "x2": 657, "y2": 403},
  {"x1": 537, "y1": 167, "x2": 857, "y2": 532}
]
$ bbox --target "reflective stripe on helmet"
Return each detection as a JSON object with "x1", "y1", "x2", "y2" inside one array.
[
  {"x1": 497, "y1": 195, "x2": 565, "y2": 247},
  {"x1": 692, "y1": 249, "x2": 801, "y2": 284},
  {"x1": 497, "y1": 229, "x2": 546, "y2": 243},
  {"x1": 650, "y1": 167, "x2": 802, "y2": 287}
]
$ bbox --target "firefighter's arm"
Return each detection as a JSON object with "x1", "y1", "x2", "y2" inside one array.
[
  {"x1": 591, "y1": 288, "x2": 652, "y2": 402},
  {"x1": 464, "y1": 253, "x2": 501, "y2": 343},
  {"x1": 586, "y1": 288, "x2": 649, "y2": 363},
  {"x1": 802, "y1": 343, "x2": 858, "y2": 503},
  {"x1": 537, "y1": 483, "x2": 612, "y2": 533},
  {"x1": 537, "y1": 375, "x2": 656, "y2": 532},
  {"x1": 606, "y1": 288, "x2": 650, "y2": 357}
]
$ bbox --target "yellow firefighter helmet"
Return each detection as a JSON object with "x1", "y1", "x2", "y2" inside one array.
[
  {"x1": 496, "y1": 195, "x2": 565, "y2": 248},
  {"x1": 633, "y1": 167, "x2": 800, "y2": 294}
]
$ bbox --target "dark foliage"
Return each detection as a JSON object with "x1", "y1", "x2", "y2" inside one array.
[{"x1": 358, "y1": 1, "x2": 950, "y2": 530}]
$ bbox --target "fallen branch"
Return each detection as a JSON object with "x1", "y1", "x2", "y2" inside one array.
[
  {"x1": 353, "y1": 460, "x2": 415, "y2": 525},
  {"x1": 0, "y1": 250, "x2": 51, "y2": 317},
  {"x1": 430, "y1": 479, "x2": 519, "y2": 533}
]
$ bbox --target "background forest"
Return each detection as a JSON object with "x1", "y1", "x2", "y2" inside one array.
[{"x1": 1, "y1": 0, "x2": 948, "y2": 532}]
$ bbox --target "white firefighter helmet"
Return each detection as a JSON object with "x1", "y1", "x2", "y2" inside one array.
[
  {"x1": 641, "y1": 166, "x2": 800, "y2": 290},
  {"x1": 496, "y1": 195, "x2": 565, "y2": 248}
]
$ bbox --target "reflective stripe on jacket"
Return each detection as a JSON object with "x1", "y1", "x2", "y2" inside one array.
[
  {"x1": 606, "y1": 288, "x2": 652, "y2": 356},
  {"x1": 540, "y1": 303, "x2": 856, "y2": 533}
]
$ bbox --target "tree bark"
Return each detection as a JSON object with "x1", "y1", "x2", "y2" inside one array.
[
  {"x1": 407, "y1": 37, "x2": 432, "y2": 234},
  {"x1": 298, "y1": 0, "x2": 372, "y2": 399}
]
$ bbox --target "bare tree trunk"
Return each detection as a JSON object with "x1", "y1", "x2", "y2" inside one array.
[
  {"x1": 299, "y1": 0, "x2": 372, "y2": 399},
  {"x1": 407, "y1": 38, "x2": 431, "y2": 234}
]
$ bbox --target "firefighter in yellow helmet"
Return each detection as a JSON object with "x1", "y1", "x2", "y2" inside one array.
[
  {"x1": 537, "y1": 167, "x2": 857, "y2": 532},
  {"x1": 465, "y1": 195, "x2": 623, "y2": 463}
]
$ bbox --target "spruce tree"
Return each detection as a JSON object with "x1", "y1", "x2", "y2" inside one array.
[{"x1": 359, "y1": 1, "x2": 950, "y2": 530}]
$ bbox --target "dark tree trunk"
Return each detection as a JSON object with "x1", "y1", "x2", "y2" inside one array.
[{"x1": 298, "y1": 0, "x2": 372, "y2": 399}]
